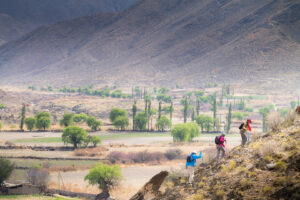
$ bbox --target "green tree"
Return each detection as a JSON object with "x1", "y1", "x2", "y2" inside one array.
[
  {"x1": 195, "y1": 114, "x2": 206, "y2": 132},
  {"x1": 35, "y1": 112, "x2": 51, "y2": 130},
  {"x1": 109, "y1": 108, "x2": 127, "y2": 123},
  {"x1": 134, "y1": 112, "x2": 148, "y2": 131},
  {"x1": 156, "y1": 116, "x2": 172, "y2": 131},
  {"x1": 213, "y1": 97, "x2": 217, "y2": 130},
  {"x1": 62, "y1": 126, "x2": 88, "y2": 148},
  {"x1": 60, "y1": 113, "x2": 74, "y2": 127},
  {"x1": 171, "y1": 122, "x2": 200, "y2": 142},
  {"x1": 25, "y1": 117, "x2": 36, "y2": 131},
  {"x1": 73, "y1": 113, "x2": 88, "y2": 123},
  {"x1": 226, "y1": 103, "x2": 232, "y2": 133},
  {"x1": 0, "y1": 122, "x2": 2, "y2": 131},
  {"x1": 196, "y1": 98, "x2": 200, "y2": 116},
  {"x1": 132, "y1": 101, "x2": 137, "y2": 130},
  {"x1": 20, "y1": 104, "x2": 26, "y2": 131},
  {"x1": 191, "y1": 109, "x2": 195, "y2": 121},
  {"x1": 170, "y1": 101, "x2": 174, "y2": 124},
  {"x1": 237, "y1": 99, "x2": 246, "y2": 111},
  {"x1": 158, "y1": 102, "x2": 162, "y2": 120},
  {"x1": 204, "y1": 116, "x2": 214, "y2": 132},
  {"x1": 91, "y1": 136, "x2": 102, "y2": 147},
  {"x1": 291, "y1": 100, "x2": 297, "y2": 109},
  {"x1": 86, "y1": 116, "x2": 102, "y2": 131},
  {"x1": 113, "y1": 116, "x2": 129, "y2": 131},
  {"x1": 0, "y1": 158, "x2": 14, "y2": 186},
  {"x1": 84, "y1": 163, "x2": 122, "y2": 196},
  {"x1": 183, "y1": 97, "x2": 188, "y2": 123}
]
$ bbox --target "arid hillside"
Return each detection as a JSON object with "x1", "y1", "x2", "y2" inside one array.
[
  {"x1": 131, "y1": 109, "x2": 300, "y2": 200},
  {"x1": 0, "y1": 0, "x2": 138, "y2": 45},
  {"x1": 0, "y1": 0, "x2": 299, "y2": 90}
]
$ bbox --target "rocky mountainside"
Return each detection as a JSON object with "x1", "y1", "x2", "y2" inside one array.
[
  {"x1": 0, "y1": 0, "x2": 299, "y2": 90},
  {"x1": 131, "y1": 109, "x2": 300, "y2": 200},
  {"x1": 0, "y1": 0, "x2": 138, "y2": 45}
]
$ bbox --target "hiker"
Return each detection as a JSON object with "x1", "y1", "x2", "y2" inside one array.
[
  {"x1": 186, "y1": 150, "x2": 202, "y2": 184},
  {"x1": 239, "y1": 119, "x2": 252, "y2": 146},
  {"x1": 215, "y1": 132, "x2": 226, "y2": 160}
]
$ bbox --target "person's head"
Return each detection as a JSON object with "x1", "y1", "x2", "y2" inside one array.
[
  {"x1": 192, "y1": 150, "x2": 197, "y2": 154},
  {"x1": 247, "y1": 118, "x2": 252, "y2": 124},
  {"x1": 221, "y1": 131, "x2": 226, "y2": 137}
]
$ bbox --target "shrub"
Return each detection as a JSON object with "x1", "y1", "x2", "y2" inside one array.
[
  {"x1": 156, "y1": 116, "x2": 172, "y2": 131},
  {"x1": 171, "y1": 122, "x2": 200, "y2": 142},
  {"x1": 62, "y1": 126, "x2": 88, "y2": 148},
  {"x1": 73, "y1": 113, "x2": 88, "y2": 123},
  {"x1": 0, "y1": 122, "x2": 2, "y2": 131},
  {"x1": 164, "y1": 149, "x2": 183, "y2": 160},
  {"x1": 0, "y1": 158, "x2": 14, "y2": 186},
  {"x1": 86, "y1": 116, "x2": 102, "y2": 131},
  {"x1": 134, "y1": 112, "x2": 148, "y2": 131},
  {"x1": 113, "y1": 116, "x2": 129, "y2": 131},
  {"x1": 91, "y1": 136, "x2": 102, "y2": 147},
  {"x1": 84, "y1": 163, "x2": 122, "y2": 193},
  {"x1": 275, "y1": 160, "x2": 287, "y2": 171},
  {"x1": 109, "y1": 108, "x2": 127, "y2": 123},
  {"x1": 107, "y1": 151, "x2": 166, "y2": 164},
  {"x1": 267, "y1": 112, "x2": 282, "y2": 133},
  {"x1": 157, "y1": 94, "x2": 172, "y2": 103},
  {"x1": 239, "y1": 179, "x2": 251, "y2": 190},
  {"x1": 274, "y1": 177, "x2": 285, "y2": 186},
  {"x1": 35, "y1": 112, "x2": 51, "y2": 130},
  {"x1": 0, "y1": 103, "x2": 6, "y2": 109},
  {"x1": 59, "y1": 113, "x2": 74, "y2": 127},
  {"x1": 25, "y1": 117, "x2": 36, "y2": 131},
  {"x1": 263, "y1": 186, "x2": 273, "y2": 194},
  {"x1": 27, "y1": 166, "x2": 49, "y2": 190}
]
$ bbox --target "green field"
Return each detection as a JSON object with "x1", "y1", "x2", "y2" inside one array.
[{"x1": 12, "y1": 132, "x2": 238, "y2": 143}]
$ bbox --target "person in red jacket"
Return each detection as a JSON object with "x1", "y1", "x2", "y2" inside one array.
[{"x1": 216, "y1": 132, "x2": 226, "y2": 160}]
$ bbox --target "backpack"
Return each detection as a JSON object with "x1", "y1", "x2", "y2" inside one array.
[
  {"x1": 239, "y1": 123, "x2": 244, "y2": 130},
  {"x1": 186, "y1": 154, "x2": 194, "y2": 163},
  {"x1": 215, "y1": 136, "x2": 221, "y2": 145}
]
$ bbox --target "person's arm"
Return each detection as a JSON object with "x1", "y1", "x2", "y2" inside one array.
[{"x1": 192, "y1": 152, "x2": 202, "y2": 159}]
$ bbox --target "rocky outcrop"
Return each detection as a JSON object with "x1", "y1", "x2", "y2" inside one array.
[{"x1": 130, "y1": 171, "x2": 168, "y2": 200}]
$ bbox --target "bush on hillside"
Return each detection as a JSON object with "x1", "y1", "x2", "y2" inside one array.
[{"x1": 0, "y1": 158, "x2": 14, "y2": 186}]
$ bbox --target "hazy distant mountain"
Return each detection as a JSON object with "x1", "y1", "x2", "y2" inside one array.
[
  {"x1": 0, "y1": 0, "x2": 299, "y2": 90},
  {"x1": 0, "y1": 0, "x2": 138, "y2": 45}
]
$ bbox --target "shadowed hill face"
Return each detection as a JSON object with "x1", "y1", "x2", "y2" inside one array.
[
  {"x1": 0, "y1": 0, "x2": 299, "y2": 90},
  {"x1": 0, "y1": 0, "x2": 139, "y2": 45}
]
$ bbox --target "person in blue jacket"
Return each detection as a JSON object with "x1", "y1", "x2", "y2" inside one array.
[{"x1": 186, "y1": 150, "x2": 202, "y2": 184}]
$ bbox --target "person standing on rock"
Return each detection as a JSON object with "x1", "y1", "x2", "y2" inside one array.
[
  {"x1": 186, "y1": 150, "x2": 202, "y2": 184},
  {"x1": 239, "y1": 119, "x2": 252, "y2": 146},
  {"x1": 215, "y1": 132, "x2": 226, "y2": 160}
]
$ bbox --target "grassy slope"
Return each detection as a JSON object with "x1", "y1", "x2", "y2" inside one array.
[{"x1": 155, "y1": 114, "x2": 300, "y2": 199}]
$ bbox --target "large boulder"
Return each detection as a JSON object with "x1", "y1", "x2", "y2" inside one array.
[{"x1": 130, "y1": 171, "x2": 168, "y2": 200}]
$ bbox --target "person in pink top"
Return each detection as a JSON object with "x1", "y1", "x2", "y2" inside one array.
[{"x1": 216, "y1": 132, "x2": 226, "y2": 160}]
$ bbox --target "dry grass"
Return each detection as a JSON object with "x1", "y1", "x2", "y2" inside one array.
[
  {"x1": 267, "y1": 112, "x2": 282, "y2": 133},
  {"x1": 73, "y1": 146, "x2": 107, "y2": 157}
]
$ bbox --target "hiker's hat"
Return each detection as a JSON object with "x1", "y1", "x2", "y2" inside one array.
[
  {"x1": 221, "y1": 131, "x2": 226, "y2": 136},
  {"x1": 192, "y1": 150, "x2": 197, "y2": 154},
  {"x1": 247, "y1": 118, "x2": 252, "y2": 123}
]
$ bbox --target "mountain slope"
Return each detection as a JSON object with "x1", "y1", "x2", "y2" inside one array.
[
  {"x1": 0, "y1": 0, "x2": 138, "y2": 46},
  {"x1": 0, "y1": 0, "x2": 299, "y2": 89},
  {"x1": 131, "y1": 110, "x2": 300, "y2": 200}
]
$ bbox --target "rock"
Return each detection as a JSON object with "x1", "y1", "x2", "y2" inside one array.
[
  {"x1": 246, "y1": 164, "x2": 254, "y2": 170},
  {"x1": 296, "y1": 106, "x2": 300, "y2": 115},
  {"x1": 266, "y1": 163, "x2": 276, "y2": 169},
  {"x1": 95, "y1": 191, "x2": 114, "y2": 200},
  {"x1": 130, "y1": 171, "x2": 168, "y2": 200}
]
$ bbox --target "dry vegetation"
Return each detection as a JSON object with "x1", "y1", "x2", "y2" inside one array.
[{"x1": 153, "y1": 111, "x2": 300, "y2": 200}]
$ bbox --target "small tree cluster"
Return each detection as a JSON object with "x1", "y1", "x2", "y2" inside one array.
[
  {"x1": 84, "y1": 163, "x2": 122, "y2": 195},
  {"x1": 86, "y1": 116, "x2": 102, "y2": 131},
  {"x1": 0, "y1": 158, "x2": 14, "y2": 186},
  {"x1": 35, "y1": 112, "x2": 51, "y2": 131},
  {"x1": 195, "y1": 114, "x2": 215, "y2": 132},
  {"x1": 134, "y1": 112, "x2": 148, "y2": 131},
  {"x1": 156, "y1": 116, "x2": 172, "y2": 131},
  {"x1": 171, "y1": 122, "x2": 200, "y2": 142},
  {"x1": 62, "y1": 126, "x2": 102, "y2": 148},
  {"x1": 109, "y1": 108, "x2": 129, "y2": 131}
]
